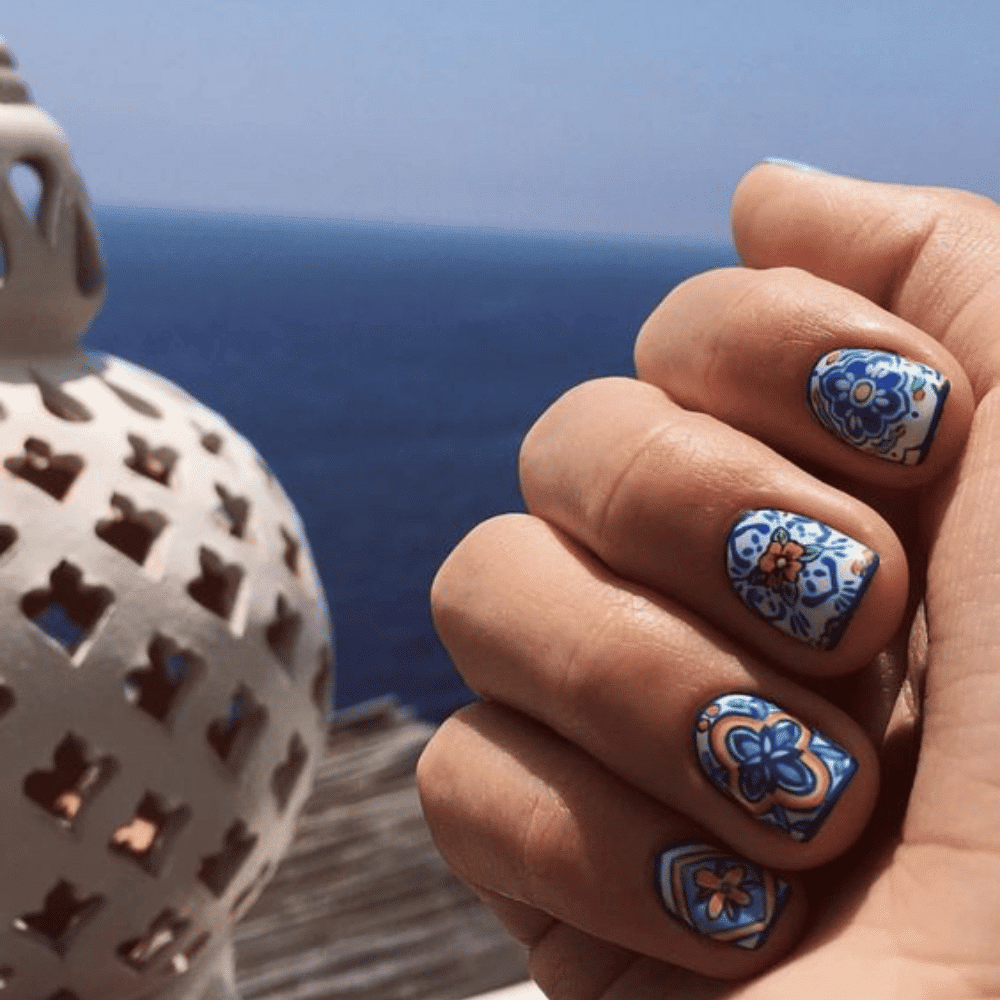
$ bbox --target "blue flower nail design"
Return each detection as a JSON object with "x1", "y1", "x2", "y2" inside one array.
[
  {"x1": 725, "y1": 509, "x2": 878, "y2": 649},
  {"x1": 656, "y1": 841, "x2": 790, "y2": 948},
  {"x1": 694, "y1": 693, "x2": 858, "y2": 841},
  {"x1": 726, "y1": 718, "x2": 815, "y2": 802},
  {"x1": 808, "y1": 349, "x2": 949, "y2": 465}
]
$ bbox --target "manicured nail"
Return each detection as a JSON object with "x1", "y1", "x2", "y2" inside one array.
[
  {"x1": 725, "y1": 508, "x2": 877, "y2": 649},
  {"x1": 759, "y1": 157, "x2": 828, "y2": 174},
  {"x1": 656, "y1": 840, "x2": 790, "y2": 949},
  {"x1": 808, "y1": 348, "x2": 950, "y2": 465},
  {"x1": 693, "y1": 693, "x2": 858, "y2": 841}
]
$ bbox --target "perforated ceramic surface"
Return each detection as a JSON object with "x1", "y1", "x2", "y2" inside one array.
[{"x1": 0, "y1": 352, "x2": 332, "y2": 1000}]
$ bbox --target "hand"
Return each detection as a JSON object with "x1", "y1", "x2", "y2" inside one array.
[{"x1": 419, "y1": 164, "x2": 1000, "y2": 998}]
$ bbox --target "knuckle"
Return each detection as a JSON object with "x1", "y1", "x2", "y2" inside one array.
[
  {"x1": 634, "y1": 267, "x2": 741, "y2": 361},
  {"x1": 415, "y1": 708, "x2": 483, "y2": 850},
  {"x1": 933, "y1": 185, "x2": 999, "y2": 219},
  {"x1": 430, "y1": 514, "x2": 523, "y2": 637},
  {"x1": 415, "y1": 729, "x2": 455, "y2": 832},
  {"x1": 518, "y1": 784, "x2": 574, "y2": 910},
  {"x1": 519, "y1": 377, "x2": 639, "y2": 514}
]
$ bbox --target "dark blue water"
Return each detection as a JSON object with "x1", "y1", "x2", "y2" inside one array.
[{"x1": 89, "y1": 208, "x2": 737, "y2": 721}]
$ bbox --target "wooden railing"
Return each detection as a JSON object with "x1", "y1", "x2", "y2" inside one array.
[{"x1": 233, "y1": 698, "x2": 529, "y2": 1000}]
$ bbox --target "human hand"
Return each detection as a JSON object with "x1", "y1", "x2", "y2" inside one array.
[{"x1": 419, "y1": 164, "x2": 1000, "y2": 998}]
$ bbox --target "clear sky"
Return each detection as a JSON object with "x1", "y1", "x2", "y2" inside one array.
[{"x1": 2, "y1": 1, "x2": 998, "y2": 239}]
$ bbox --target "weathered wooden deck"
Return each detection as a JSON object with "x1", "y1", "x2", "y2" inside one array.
[{"x1": 232, "y1": 698, "x2": 530, "y2": 1000}]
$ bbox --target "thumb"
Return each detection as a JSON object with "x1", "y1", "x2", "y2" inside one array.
[{"x1": 906, "y1": 392, "x2": 1000, "y2": 850}]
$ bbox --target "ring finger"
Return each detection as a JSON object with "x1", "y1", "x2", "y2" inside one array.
[{"x1": 418, "y1": 699, "x2": 808, "y2": 980}]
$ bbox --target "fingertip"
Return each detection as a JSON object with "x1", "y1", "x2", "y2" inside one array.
[
  {"x1": 651, "y1": 841, "x2": 810, "y2": 977},
  {"x1": 730, "y1": 162, "x2": 790, "y2": 256},
  {"x1": 730, "y1": 160, "x2": 832, "y2": 270},
  {"x1": 758, "y1": 158, "x2": 832, "y2": 175},
  {"x1": 688, "y1": 684, "x2": 881, "y2": 873}
]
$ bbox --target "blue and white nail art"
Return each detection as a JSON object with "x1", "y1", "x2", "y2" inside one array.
[
  {"x1": 808, "y1": 349, "x2": 949, "y2": 465},
  {"x1": 725, "y1": 509, "x2": 878, "y2": 649},
  {"x1": 694, "y1": 693, "x2": 858, "y2": 841},
  {"x1": 656, "y1": 841, "x2": 790, "y2": 948}
]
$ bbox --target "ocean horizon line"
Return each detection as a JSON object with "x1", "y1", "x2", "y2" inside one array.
[{"x1": 92, "y1": 201, "x2": 735, "y2": 252}]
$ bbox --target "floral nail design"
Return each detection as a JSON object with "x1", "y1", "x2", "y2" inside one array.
[
  {"x1": 656, "y1": 841, "x2": 790, "y2": 949},
  {"x1": 725, "y1": 509, "x2": 878, "y2": 649},
  {"x1": 693, "y1": 693, "x2": 858, "y2": 841},
  {"x1": 808, "y1": 349, "x2": 949, "y2": 465}
]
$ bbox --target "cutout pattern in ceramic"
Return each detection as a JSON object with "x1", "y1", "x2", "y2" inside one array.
[{"x1": 0, "y1": 38, "x2": 333, "y2": 1000}]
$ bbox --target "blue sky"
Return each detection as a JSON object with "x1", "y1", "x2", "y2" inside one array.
[{"x1": 2, "y1": 2, "x2": 998, "y2": 239}]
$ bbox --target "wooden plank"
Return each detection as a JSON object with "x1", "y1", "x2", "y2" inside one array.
[{"x1": 233, "y1": 699, "x2": 529, "y2": 1000}]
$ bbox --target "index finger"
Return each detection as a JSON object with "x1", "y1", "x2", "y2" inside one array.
[{"x1": 731, "y1": 164, "x2": 1000, "y2": 398}]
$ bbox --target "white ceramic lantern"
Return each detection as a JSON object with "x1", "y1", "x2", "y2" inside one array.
[{"x1": 0, "y1": 42, "x2": 333, "y2": 1000}]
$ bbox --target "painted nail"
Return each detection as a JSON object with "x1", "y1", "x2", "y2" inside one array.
[
  {"x1": 693, "y1": 693, "x2": 858, "y2": 841},
  {"x1": 808, "y1": 348, "x2": 949, "y2": 465},
  {"x1": 759, "y1": 157, "x2": 828, "y2": 174},
  {"x1": 725, "y1": 508, "x2": 877, "y2": 649},
  {"x1": 656, "y1": 840, "x2": 790, "y2": 949}
]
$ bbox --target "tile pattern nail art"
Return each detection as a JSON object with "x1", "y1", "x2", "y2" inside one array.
[
  {"x1": 694, "y1": 693, "x2": 858, "y2": 841},
  {"x1": 656, "y1": 841, "x2": 790, "y2": 949},
  {"x1": 808, "y1": 349, "x2": 950, "y2": 465},
  {"x1": 725, "y1": 508, "x2": 878, "y2": 649}
]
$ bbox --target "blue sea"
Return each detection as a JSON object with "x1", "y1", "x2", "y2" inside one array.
[{"x1": 89, "y1": 208, "x2": 737, "y2": 722}]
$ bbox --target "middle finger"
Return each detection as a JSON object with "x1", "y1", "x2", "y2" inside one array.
[{"x1": 519, "y1": 376, "x2": 908, "y2": 677}]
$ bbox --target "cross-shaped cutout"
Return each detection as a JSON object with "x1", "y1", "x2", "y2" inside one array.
[
  {"x1": 197, "y1": 820, "x2": 258, "y2": 897},
  {"x1": 21, "y1": 560, "x2": 113, "y2": 655},
  {"x1": 280, "y1": 527, "x2": 300, "y2": 575},
  {"x1": 23, "y1": 733, "x2": 116, "y2": 825},
  {"x1": 187, "y1": 547, "x2": 243, "y2": 621},
  {"x1": 125, "y1": 434, "x2": 177, "y2": 486},
  {"x1": 0, "y1": 525, "x2": 15, "y2": 560},
  {"x1": 109, "y1": 792, "x2": 191, "y2": 876},
  {"x1": 117, "y1": 908, "x2": 190, "y2": 971},
  {"x1": 170, "y1": 930, "x2": 210, "y2": 975},
  {"x1": 313, "y1": 646, "x2": 333, "y2": 711},
  {"x1": 95, "y1": 494, "x2": 166, "y2": 566},
  {"x1": 193, "y1": 422, "x2": 223, "y2": 455},
  {"x1": 0, "y1": 684, "x2": 13, "y2": 722},
  {"x1": 5, "y1": 438, "x2": 83, "y2": 500},
  {"x1": 271, "y1": 733, "x2": 307, "y2": 812},
  {"x1": 13, "y1": 880, "x2": 104, "y2": 956},
  {"x1": 206, "y1": 686, "x2": 267, "y2": 772},
  {"x1": 214, "y1": 484, "x2": 249, "y2": 539},
  {"x1": 124, "y1": 635, "x2": 201, "y2": 724},
  {"x1": 266, "y1": 594, "x2": 302, "y2": 671}
]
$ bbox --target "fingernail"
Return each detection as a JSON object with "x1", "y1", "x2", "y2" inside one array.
[
  {"x1": 759, "y1": 157, "x2": 829, "y2": 174},
  {"x1": 808, "y1": 348, "x2": 950, "y2": 465},
  {"x1": 656, "y1": 840, "x2": 790, "y2": 948},
  {"x1": 725, "y1": 509, "x2": 878, "y2": 649},
  {"x1": 694, "y1": 693, "x2": 858, "y2": 841}
]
